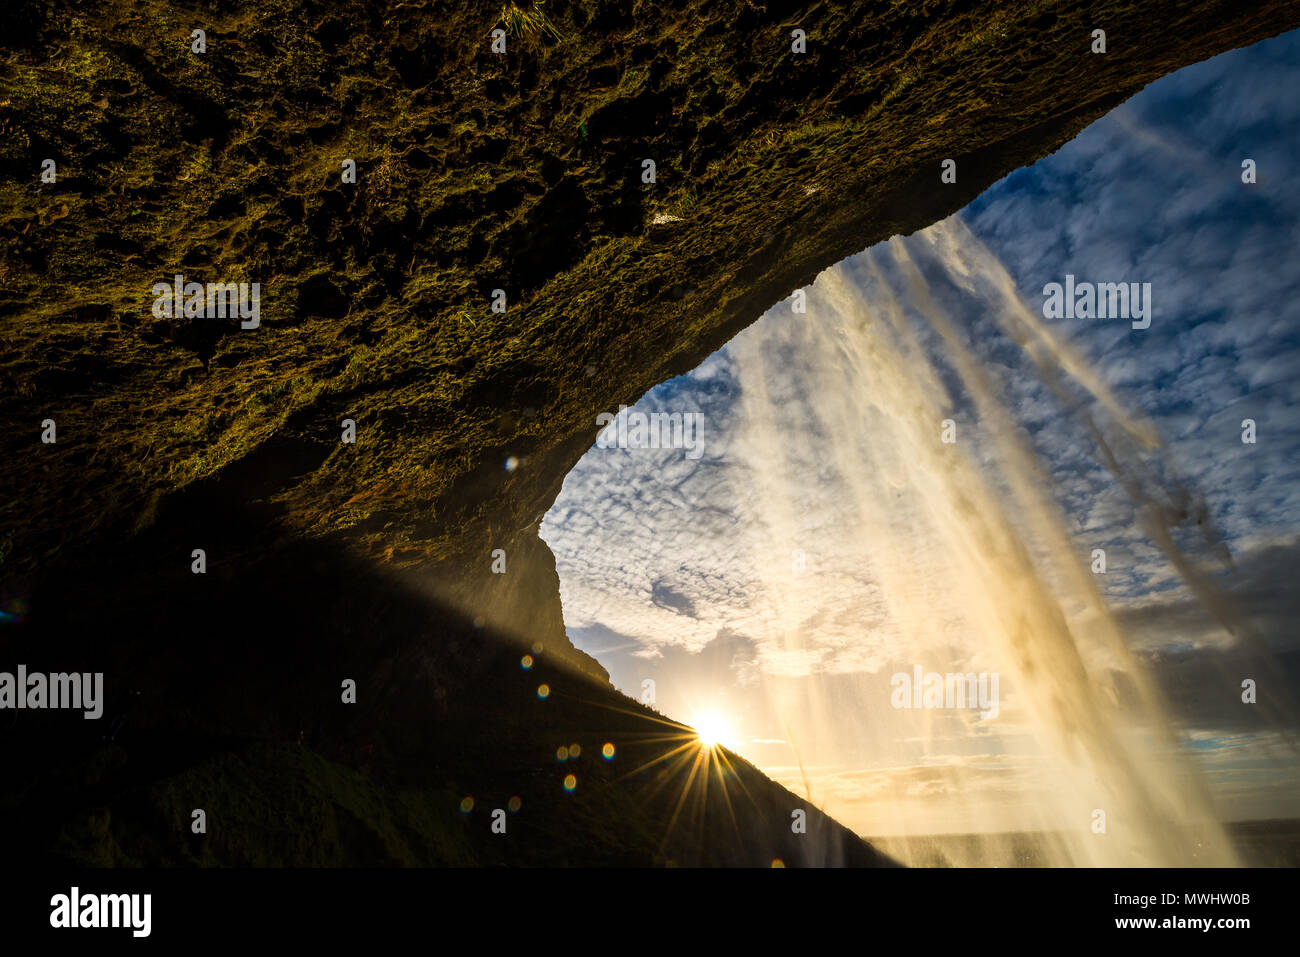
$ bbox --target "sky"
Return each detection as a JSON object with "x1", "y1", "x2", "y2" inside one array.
[{"x1": 541, "y1": 29, "x2": 1300, "y2": 855}]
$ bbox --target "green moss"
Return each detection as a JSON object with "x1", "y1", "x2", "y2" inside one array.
[{"x1": 3, "y1": 0, "x2": 1293, "y2": 575}]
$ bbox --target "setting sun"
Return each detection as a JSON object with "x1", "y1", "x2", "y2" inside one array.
[{"x1": 692, "y1": 711, "x2": 734, "y2": 750}]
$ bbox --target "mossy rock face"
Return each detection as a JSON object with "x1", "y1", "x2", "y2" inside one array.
[
  {"x1": 4, "y1": 0, "x2": 1298, "y2": 579},
  {"x1": 2, "y1": 1, "x2": 1299, "y2": 866}
]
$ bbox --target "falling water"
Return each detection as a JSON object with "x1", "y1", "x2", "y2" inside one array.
[{"x1": 727, "y1": 216, "x2": 1242, "y2": 866}]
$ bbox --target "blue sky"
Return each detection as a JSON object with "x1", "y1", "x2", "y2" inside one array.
[{"x1": 541, "y1": 30, "x2": 1300, "y2": 844}]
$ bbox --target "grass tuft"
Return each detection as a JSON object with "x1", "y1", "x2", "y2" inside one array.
[{"x1": 498, "y1": 2, "x2": 563, "y2": 41}]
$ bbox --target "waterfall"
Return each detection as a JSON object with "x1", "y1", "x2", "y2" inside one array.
[{"x1": 723, "y1": 216, "x2": 1241, "y2": 866}]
